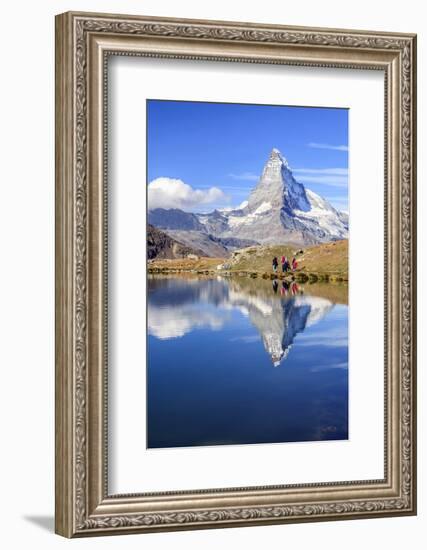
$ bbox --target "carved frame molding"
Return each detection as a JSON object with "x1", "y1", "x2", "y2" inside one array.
[{"x1": 55, "y1": 11, "x2": 416, "y2": 537}]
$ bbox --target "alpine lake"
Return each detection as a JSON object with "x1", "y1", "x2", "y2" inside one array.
[{"x1": 147, "y1": 274, "x2": 348, "y2": 449}]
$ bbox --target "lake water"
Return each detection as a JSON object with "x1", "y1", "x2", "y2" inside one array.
[{"x1": 147, "y1": 276, "x2": 348, "y2": 449}]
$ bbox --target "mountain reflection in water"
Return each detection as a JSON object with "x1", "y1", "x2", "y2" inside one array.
[
  {"x1": 148, "y1": 276, "x2": 342, "y2": 367},
  {"x1": 147, "y1": 276, "x2": 348, "y2": 448}
]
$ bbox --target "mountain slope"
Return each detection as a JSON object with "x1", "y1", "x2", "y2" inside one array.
[
  {"x1": 164, "y1": 229, "x2": 231, "y2": 258},
  {"x1": 148, "y1": 208, "x2": 205, "y2": 231},
  {"x1": 147, "y1": 225, "x2": 203, "y2": 260}
]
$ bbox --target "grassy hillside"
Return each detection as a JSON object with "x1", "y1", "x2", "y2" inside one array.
[
  {"x1": 227, "y1": 239, "x2": 348, "y2": 281},
  {"x1": 147, "y1": 239, "x2": 348, "y2": 282}
]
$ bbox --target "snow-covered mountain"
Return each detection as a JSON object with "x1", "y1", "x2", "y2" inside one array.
[{"x1": 148, "y1": 148, "x2": 348, "y2": 253}]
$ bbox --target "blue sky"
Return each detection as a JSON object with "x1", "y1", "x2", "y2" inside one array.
[{"x1": 147, "y1": 100, "x2": 348, "y2": 212}]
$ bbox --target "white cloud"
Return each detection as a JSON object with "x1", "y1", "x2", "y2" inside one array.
[
  {"x1": 229, "y1": 334, "x2": 261, "y2": 343},
  {"x1": 148, "y1": 177, "x2": 228, "y2": 211},
  {"x1": 308, "y1": 142, "x2": 349, "y2": 152},
  {"x1": 297, "y1": 175, "x2": 348, "y2": 187},
  {"x1": 294, "y1": 168, "x2": 348, "y2": 176},
  {"x1": 293, "y1": 167, "x2": 348, "y2": 188},
  {"x1": 148, "y1": 305, "x2": 228, "y2": 339},
  {"x1": 310, "y1": 361, "x2": 348, "y2": 372},
  {"x1": 228, "y1": 172, "x2": 259, "y2": 181}
]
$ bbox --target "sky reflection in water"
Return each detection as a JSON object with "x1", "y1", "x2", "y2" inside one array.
[{"x1": 147, "y1": 276, "x2": 348, "y2": 449}]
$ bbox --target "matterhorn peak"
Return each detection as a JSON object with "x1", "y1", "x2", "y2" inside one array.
[
  {"x1": 270, "y1": 148, "x2": 291, "y2": 170},
  {"x1": 247, "y1": 147, "x2": 308, "y2": 214}
]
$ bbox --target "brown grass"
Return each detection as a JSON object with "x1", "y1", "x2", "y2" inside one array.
[{"x1": 148, "y1": 257, "x2": 224, "y2": 272}]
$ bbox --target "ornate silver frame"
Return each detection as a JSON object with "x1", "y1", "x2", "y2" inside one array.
[{"x1": 55, "y1": 11, "x2": 417, "y2": 537}]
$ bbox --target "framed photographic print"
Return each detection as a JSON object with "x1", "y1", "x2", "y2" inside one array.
[{"x1": 55, "y1": 11, "x2": 417, "y2": 537}]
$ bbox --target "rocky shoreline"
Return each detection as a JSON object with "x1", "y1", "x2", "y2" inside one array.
[{"x1": 147, "y1": 265, "x2": 347, "y2": 283}]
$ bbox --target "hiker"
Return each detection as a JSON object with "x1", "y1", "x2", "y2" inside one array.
[
  {"x1": 292, "y1": 256, "x2": 298, "y2": 271},
  {"x1": 281, "y1": 255, "x2": 286, "y2": 273},
  {"x1": 272, "y1": 256, "x2": 278, "y2": 272}
]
